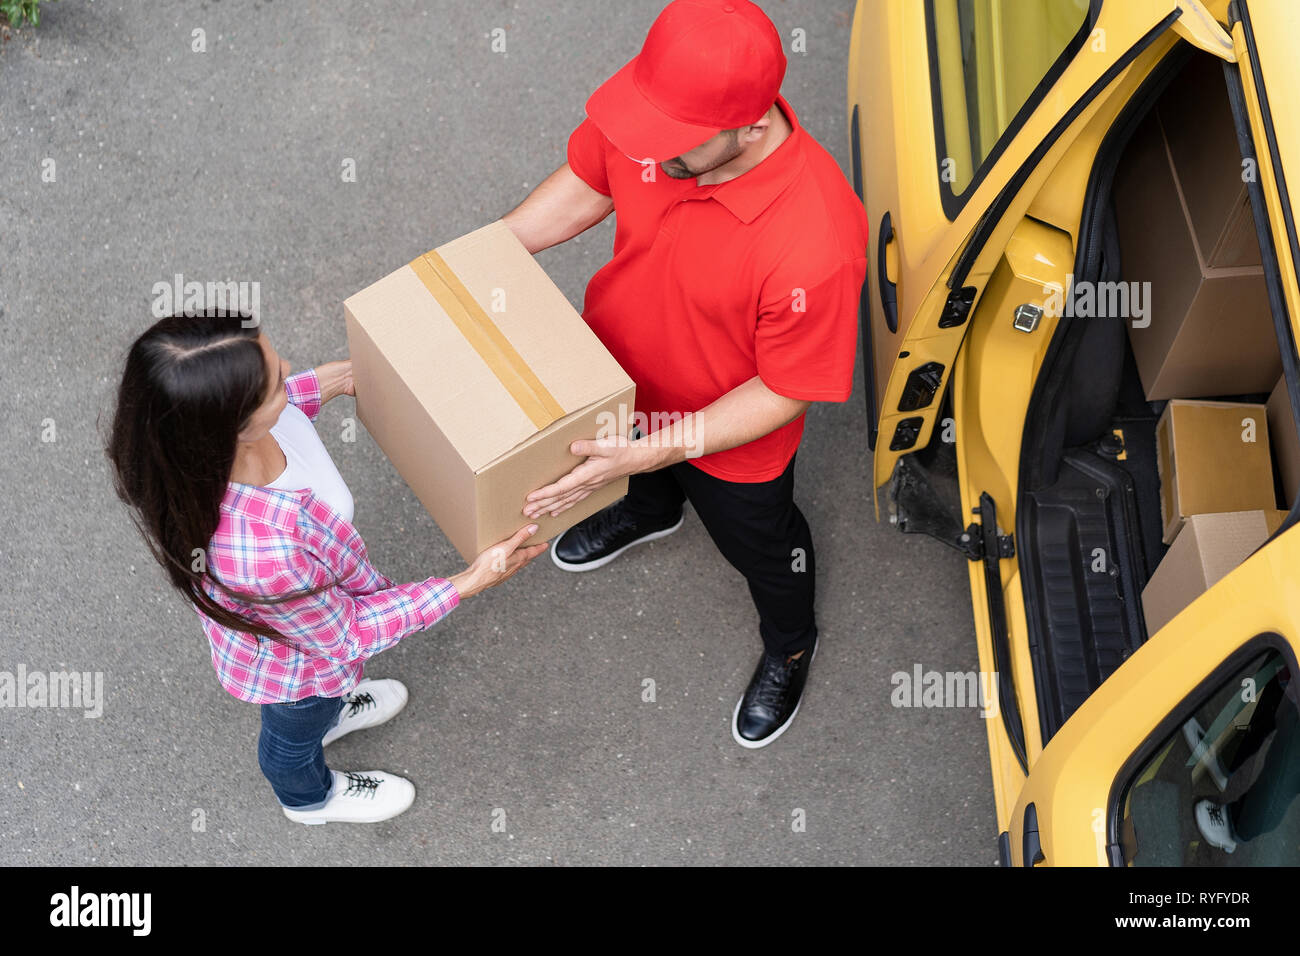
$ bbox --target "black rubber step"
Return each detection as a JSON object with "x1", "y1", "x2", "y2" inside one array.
[{"x1": 1020, "y1": 448, "x2": 1150, "y2": 738}]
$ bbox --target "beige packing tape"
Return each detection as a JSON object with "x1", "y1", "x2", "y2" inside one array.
[{"x1": 408, "y1": 249, "x2": 566, "y2": 431}]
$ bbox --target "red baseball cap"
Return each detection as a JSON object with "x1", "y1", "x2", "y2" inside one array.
[{"x1": 585, "y1": 0, "x2": 788, "y2": 164}]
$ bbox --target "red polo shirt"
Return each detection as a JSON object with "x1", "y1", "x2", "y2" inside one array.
[{"x1": 566, "y1": 93, "x2": 869, "y2": 482}]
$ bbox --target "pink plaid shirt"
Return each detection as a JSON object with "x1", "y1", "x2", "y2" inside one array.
[{"x1": 197, "y1": 368, "x2": 460, "y2": 704}]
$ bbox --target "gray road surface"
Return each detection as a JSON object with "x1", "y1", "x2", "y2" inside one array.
[{"x1": 0, "y1": 0, "x2": 993, "y2": 865}]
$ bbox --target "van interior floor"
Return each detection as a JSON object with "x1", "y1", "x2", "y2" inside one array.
[{"x1": 1018, "y1": 342, "x2": 1163, "y2": 734}]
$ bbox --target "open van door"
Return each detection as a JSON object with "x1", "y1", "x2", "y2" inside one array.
[
  {"x1": 1005, "y1": 0, "x2": 1300, "y2": 866},
  {"x1": 846, "y1": 0, "x2": 1225, "y2": 499}
]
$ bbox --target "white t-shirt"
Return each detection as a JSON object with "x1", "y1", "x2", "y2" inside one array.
[{"x1": 267, "y1": 402, "x2": 355, "y2": 525}]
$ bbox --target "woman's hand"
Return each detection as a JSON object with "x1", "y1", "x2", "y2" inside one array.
[
  {"x1": 315, "y1": 360, "x2": 354, "y2": 404},
  {"x1": 447, "y1": 524, "x2": 548, "y2": 600}
]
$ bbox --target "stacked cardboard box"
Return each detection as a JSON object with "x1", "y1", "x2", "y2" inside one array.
[
  {"x1": 1114, "y1": 55, "x2": 1280, "y2": 400},
  {"x1": 1119, "y1": 57, "x2": 1296, "y2": 635},
  {"x1": 1141, "y1": 509, "x2": 1287, "y2": 634},
  {"x1": 1155, "y1": 399, "x2": 1276, "y2": 544},
  {"x1": 1143, "y1": 397, "x2": 1290, "y2": 633}
]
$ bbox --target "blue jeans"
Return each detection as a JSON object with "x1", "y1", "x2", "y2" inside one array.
[{"x1": 258, "y1": 694, "x2": 346, "y2": 809}]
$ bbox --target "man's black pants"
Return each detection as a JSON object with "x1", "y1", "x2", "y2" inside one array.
[{"x1": 621, "y1": 453, "x2": 816, "y2": 658}]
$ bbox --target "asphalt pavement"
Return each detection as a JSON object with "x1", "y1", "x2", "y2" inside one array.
[{"x1": 0, "y1": 0, "x2": 993, "y2": 865}]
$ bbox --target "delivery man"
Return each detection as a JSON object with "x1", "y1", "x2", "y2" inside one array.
[{"x1": 502, "y1": 0, "x2": 869, "y2": 748}]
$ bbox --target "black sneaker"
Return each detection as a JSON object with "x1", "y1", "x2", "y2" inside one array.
[
  {"x1": 731, "y1": 636, "x2": 817, "y2": 749},
  {"x1": 550, "y1": 499, "x2": 685, "y2": 572}
]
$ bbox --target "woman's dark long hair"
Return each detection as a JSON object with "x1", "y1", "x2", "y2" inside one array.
[{"x1": 106, "y1": 311, "x2": 333, "y2": 645}]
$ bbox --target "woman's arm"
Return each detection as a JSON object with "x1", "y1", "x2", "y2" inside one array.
[
  {"x1": 249, "y1": 548, "x2": 461, "y2": 662},
  {"x1": 314, "y1": 360, "x2": 354, "y2": 404},
  {"x1": 248, "y1": 524, "x2": 547, "y2": 661},
  {"x1": 283, "y1": 361, "x2": 352, "y2": 424},
  {"x1": 284, "y1": 368, "x2": 323, "y2": 421}
]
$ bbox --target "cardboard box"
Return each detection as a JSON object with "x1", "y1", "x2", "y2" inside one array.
[
  {"x1": 1114, "y1": 113, "x2": 1279, "y2": 400},
  {"x1": 1266, "y1": 375, "x2": 1300, "y2": 509},
  {"x1": 1141, "y1": 509, "x2": 1287, "y2": 635},
  {"x1": 344, "y1": 220, "x2": 635, "y2": 562},
  {"x1": 1156, "y1": 399, "x2": 1276, "y2": 544},
  {"x1": 1157, "y1": 53, "x2": 1263, "y2": 269}
]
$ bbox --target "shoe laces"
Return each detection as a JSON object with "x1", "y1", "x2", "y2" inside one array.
[
  {"x1": 340, "y1": 772, "x2": 381, "y2": 799},
  {"x1": 752, "y1": 653, "x2": 797, "y2": 709},
  {"x1": 343, "y1": 691, "x2": 376, "y2": 718},
  {"x1": 1206, "y1": 803, "x2": 1226, "y2": 826},
  {"x1": 585, "y1": 502, "x2": 639, "y2": 544}
]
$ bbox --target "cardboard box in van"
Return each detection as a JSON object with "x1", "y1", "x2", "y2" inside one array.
[
  {"x1": 1141, "y1": 509, "x2": 1287, "y2": 635},
  {"x1": 1156, "y1": 399, "x2": 1277, "y2": 544},
  {"x1": 344, "y1": 220, "x2": 636, "y2": 562},
  {"x1": 1115, "y1": 113, "x2": 1279, "y2": 400},
  {"x1": 1157, "y1": 52, "x2": 1263, "y2": 269}
]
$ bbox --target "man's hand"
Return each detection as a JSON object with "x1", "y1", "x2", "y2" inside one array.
[
  {"x1": 315, "y1": 360, "x2": 354, "y2": 404},
  {"x1": 523, "y1": 377, "x2": 811, "y2": 519},
  {"x1": 523, "y1": 436, "x2": 667, "y2": 519}
]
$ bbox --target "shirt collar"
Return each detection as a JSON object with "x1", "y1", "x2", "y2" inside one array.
[
  {"x1": 220, "y1": 482, "x2": 305, "y2": 534},
  {"x1": 704, "y1": 94, "x2": 806, "y2": 225}
]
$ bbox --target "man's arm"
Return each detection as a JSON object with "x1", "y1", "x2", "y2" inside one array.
[
  {"x1": 502, "y1": 162, "x2": 614, "y2": 254},
  {"x1": 522, "y1": 376, "x2": 811, "y2": 519},
  {"x1": 644, "y1": 375, "x2": 810, "y2": 469}
]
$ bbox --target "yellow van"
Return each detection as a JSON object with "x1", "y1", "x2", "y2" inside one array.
[{"x1": 848, "y1": 0, "x2": 1299, "y2": 865}]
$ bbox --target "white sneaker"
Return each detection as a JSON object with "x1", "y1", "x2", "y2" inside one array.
[
  {"x1": 1194, "y1": 799, "x2": 1238, "y2": 853},
  {"x1": 322, "y1": 678, "x2": 408, "y2": 747},
  {"x1": 282, "y1": 770, "x2": 416, "y2": 825}
]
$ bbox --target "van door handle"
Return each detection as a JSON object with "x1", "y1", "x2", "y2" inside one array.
[{"x1": 877, "y1": 211, "x2": 899, "y2": 333}]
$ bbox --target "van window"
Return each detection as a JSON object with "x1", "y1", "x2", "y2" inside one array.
[
  {"x1": 927, "y1": 0, "x2": 1092, "y2": 212},
  {"x1": 1116, "y1": 646, "x2": 1299, "y2": 865}
]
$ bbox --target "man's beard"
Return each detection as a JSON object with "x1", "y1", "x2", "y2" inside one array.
[
  {"x1": 660, "y1": 157, "x2": 698, "y2": 179},
  {"x1": 660, "y1": 135, "x2": 742, "y2": 180}
]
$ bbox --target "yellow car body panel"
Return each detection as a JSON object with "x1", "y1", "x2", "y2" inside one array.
[
  {"x1": 848, "y1": 0, "x2": 1300, "y2": 863},
  {"x1": 848, "y1": 0, "x2": 1183, "y2": 495}
]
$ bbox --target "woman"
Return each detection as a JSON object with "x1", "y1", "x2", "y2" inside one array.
[{"x1": 106, "y1": 311, "x2": 546, "y2": 825}]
